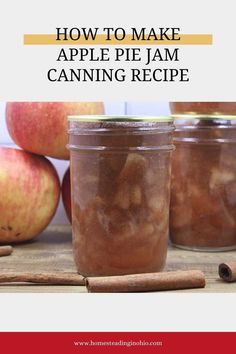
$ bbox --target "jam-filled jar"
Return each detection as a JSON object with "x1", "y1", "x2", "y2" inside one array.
[
  {"x1": 68, "y1": 115, "x2": 174, "y2": 276},
  {"x1": 170, "y1": 115, "x2": 236, "y2": 251}
]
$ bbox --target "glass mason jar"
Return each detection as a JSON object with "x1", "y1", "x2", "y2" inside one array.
[
  {"x1": 170, "y1": 115, "x2": 236, "y2": 251},
  {"x1": 68, "y1": 115, "x2": 174, "y2": 276},
  {"x1": 169, "y1": 102, "x2": 236, "y2": 116}
]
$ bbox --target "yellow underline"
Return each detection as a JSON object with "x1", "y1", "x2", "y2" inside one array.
[{"x1": 24, "y1": 34, "x2": 213, "y2": 45}]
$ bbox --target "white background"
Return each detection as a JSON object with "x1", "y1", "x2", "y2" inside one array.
[
  {"x1": 0, "y1": 0, "x2": 236, "y2": 334},
  {"x1": 0, "y1": 294, "x2": 235, "y2": 332},
  {"x1": 0, "y1": 0, "x2": 236, "y2": 100}
]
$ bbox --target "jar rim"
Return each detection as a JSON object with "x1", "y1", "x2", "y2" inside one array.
[
  {"x1": 172, "y1": 114, "x2": 236, "y2": 120},
  {"x1": 68, "y1": 115, "x2": 173, "y2": 123}
]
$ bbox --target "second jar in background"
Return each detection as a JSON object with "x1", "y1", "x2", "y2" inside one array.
[
  {"x1": 170, "y1": 102, "x2": 236, "y2": 116},
  {"x1": 170, "y1": 115, "x2": 236, "y2": 251}
]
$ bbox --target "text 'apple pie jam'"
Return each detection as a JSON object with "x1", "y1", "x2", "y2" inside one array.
[
  {"x1": 68, "y1": 116, "x2": 174, "y2": 276},
  {"x1": 170, "y1": 114, "x2": 236, "y2": 251}
]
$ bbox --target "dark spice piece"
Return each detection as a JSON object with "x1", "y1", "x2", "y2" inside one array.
[{"x1": 219, "y1": 262, "x2": 236, "y2": 282}]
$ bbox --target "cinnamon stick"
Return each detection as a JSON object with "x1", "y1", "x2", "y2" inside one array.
[
  {"x1": 219, "y1": 262, "x2": 236, "y2": 282},
  {"x1": 86, "y1": 270, "x2": 206, "y2": 293},
  {"x1": 0, "y1": 272, "x2": 85, "y2": 285},
  {"x1": 0, "y1": 246, "x2": 13, "y2": 257}
]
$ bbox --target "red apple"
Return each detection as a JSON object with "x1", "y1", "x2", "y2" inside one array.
[
  {"x1": 6, "y1": 102, "x2": 105, "y2": 160},
  {"x1": 0, "y1": 147, "x2": 60, "y2": 243},
  {"x1": 62, "y1": 168, "x2": 72, "y2": 223}
]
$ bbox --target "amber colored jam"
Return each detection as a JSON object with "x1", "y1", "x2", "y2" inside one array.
[
  {"x1": 68, "y1": 119, "x2": 174, "y2": 276},
  {"x1": 170, "y1": 118, "x2": 236, "y2": 251},
  {"x1": 170, "y1": 102, "x2": 236, "y2": 115}
]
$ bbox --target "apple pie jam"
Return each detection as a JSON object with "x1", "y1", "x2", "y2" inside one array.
[
  {"x1": 170, "y1": 115, "x2": 236, "y2": 251},
  {"x1": 68, "y1": 116, "x2": 174, "y2": 276}
]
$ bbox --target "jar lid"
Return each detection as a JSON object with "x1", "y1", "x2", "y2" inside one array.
[
  {"x1": 68, "y1": 115, "x2": 173, "y2": 122},
  {"x1": 172, "y1": 114, "x2": 236, "y2": 120}
]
